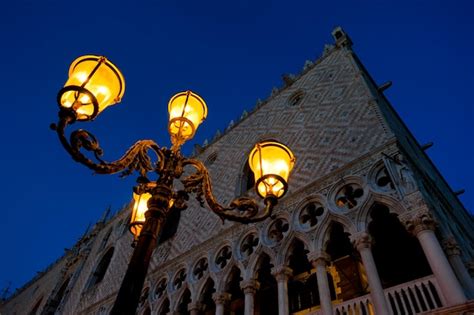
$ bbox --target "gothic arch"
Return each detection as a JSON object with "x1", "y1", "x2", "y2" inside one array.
[
  {"x1": 196, "y1": 277, "x2": 216, "y2": 314},
  {"x1": 315, "y1": 215, "x2": 355, "y2": 252},
  {"x1": 156, "y1": 297, "x2": 171, "y2": 315},
  {"x1": 367, "y1": 203, "x2": 432, "y2": 288},
  {"x1": 217, "y1": 263, "x2": 244, "y2": 292},
  {"x1": 234, "y1": 143, "x2": 256, "y2": 196},
  {"x1": 246, "y1": 246, "x2": 276, "y2": 280},
  {"x1": 173, "y1": 286, "x2": 191, "y2": 314},
  {"x1": 355, "y1": 192, "x2": 408, "y2": 231},
  {"x1": 278, "y1": 234, "x2": 311, "y2": 266}
]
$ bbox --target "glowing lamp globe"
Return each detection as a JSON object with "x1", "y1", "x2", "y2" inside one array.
[
  {"x1": 249, "y1": 141, "x2": 295, "y2": 199},
  {"x1": 130, "y1": 192, "x2": 152, "y2": 239},
  {"x1": 168, "y1": 91, "x2": 207, "y2": 144},
  {"x1": 57, "y1": 55, "x2": 125, "y2": 121}
]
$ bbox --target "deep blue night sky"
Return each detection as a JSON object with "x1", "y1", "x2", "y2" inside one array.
[{"x1": 0, "y1": 0, "x2": 472, "y2": 293}]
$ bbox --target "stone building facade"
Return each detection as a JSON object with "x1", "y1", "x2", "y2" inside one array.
[{"x1": 1, "y1": 27, "x2": 473, "y2": 315}]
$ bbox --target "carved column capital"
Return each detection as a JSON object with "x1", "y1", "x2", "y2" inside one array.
[
  {"x1": 241, "y1": 279, "x2": 260, "y2": 295},
  {"x1": 442, "y1": 237, "x2": 461, "y2": 257},
  {"x1": 351, "y1": 232, "x2": 372, "y2": 250},
  {"x1": 212, "y1": 292, "x2": 231, "y2": 305},
  {"x1": 187, "y1": 302, "x2": 203, "y2": 312},
  {"x1": 404, "y1": 210, "x2": 437, "y2": 236},
  {"x1": 308, "y1": 251, "x2": 331, "y2": 267},
  {"x1": 271, "y1": 265, "x2": 293, "y2": 282}
]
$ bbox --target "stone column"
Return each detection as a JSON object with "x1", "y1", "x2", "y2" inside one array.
[
  {"x1": 308, "y1": 251, "x2": 333, "y2": 315},
  {"x1": 354, "y1": 233, "x2": 390, "y2": 315},
  {"x1": 272, "y1": 266, "x2": 293, "y2": 315},
  {"x1": 241, "y1": 279, "x2": 260, "y2": 315},
  {"x1": 443, "y1": 237, "x2": 474, "y2": 298},
  {"x1": 212, "y1": 292, "x2": 230, "y2": 315},
  {"x1": 188, "y1": 302, "x2": 202, "y2": 315},
  {"x1": 406, "y1": 212, "x2": 467, "y2": 305}
]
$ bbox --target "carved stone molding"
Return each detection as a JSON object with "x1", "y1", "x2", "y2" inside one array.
[
  {"x1": 307, "y1": 251, "x2": 331, "y2": 267},
  {"x1": 271, "y1": 266, "x2": 293, "y2": 282},
  {"x1": 212, "y1": 292, "x2": 231, "y2": 305},
  {"x1": 442, "y1": 237, "x2": 461, "y2": 257},
  {"x1": 240, "y1": 279, "x2": 260, "y2": 295}
]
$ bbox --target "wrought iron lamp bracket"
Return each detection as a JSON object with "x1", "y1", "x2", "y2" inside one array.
[
  {"x1": 181, "y1": 158, "x2": 277, "y2": 223},
  {"x1": 51, "y1": 108, "x2": 164, "y2": 179}
]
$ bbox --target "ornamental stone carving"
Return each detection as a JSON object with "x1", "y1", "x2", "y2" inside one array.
[
  {"x1": 404, "y1": 210, "x2": 437, "y2": 236},
  {"x1": 442, "y1": 237, "x2": 462, "y2": 257},
  {"x1": 272, "y1": 266, "x2": 293, "y2": 282},
  {"x1": 267, "y1": 218, "x2": 289, "y2": 243},
  {"x1": 188, "y1": 302, "x2": 203, "y2": 312},
  {"x1": 240, "y1": 279, "x2": 260, "y2": 295},
  {"x1": 352, "y1": 232, "x2": 372, "y2": 250},
  {"x1": 374, "y1": 166, "x2": 395, "y2": 192},
  {"x1": 307, "y1": 251, "x2": 331, "y2": 267},
  {"x1": 240, "y1": 233, "x2": 259, "y2": 258},
  {"x1": 394, "y1": 154, "x2": 417, "y2": 195},
  {"x1": 192, "y1": 258, "x2": 208, "y2": 280},
  {"x1": 154, "y1": 278, "x2": 167, "y2": 299},
  {"x1": 298, "y1": 202, "x2": 324, "y2": 229},
  {"x1": 212, "y1": 292, "x2": 231, "y2": 305},
  {"x1": 215, "y1": 246, "x2": 232, "y2": 269},
  {"x1": 173, "y1": 269, "x2": 187, "y2": 290},
  {"x1": 335, "y1": 184, "x2": 364, "y2": 210}
]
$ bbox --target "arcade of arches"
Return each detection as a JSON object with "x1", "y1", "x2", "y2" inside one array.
[{"x1": 149, "y1": 202, "x2": 468, "y2": 315}]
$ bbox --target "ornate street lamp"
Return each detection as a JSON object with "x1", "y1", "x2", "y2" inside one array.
[{"x1": 51, "y1": 55, "x2": 295, "y2": 315}]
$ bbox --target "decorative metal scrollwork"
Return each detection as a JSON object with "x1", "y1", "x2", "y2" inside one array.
[
  {"x1": 181, "y1": 158, "x2": 276, "y2": 223},
  {"x1": 52, "y1": 109, "x2": 164, "y2": 179},
  {"x1": 52, "y1": 107, "x2": 278, "y2": 227}
]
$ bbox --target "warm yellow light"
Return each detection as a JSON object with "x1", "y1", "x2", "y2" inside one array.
[
  {"x1": 249, "y1": 141, "x2": 295, "y2": 199},
  {"x1": 58, "y1": 55, "x2": 125, "y2": 121},
  {"x1": 168, "y1": 91, "x2": 207, "y2": 144},
  {"x1": 130, "y1": 192, "x2": 152, "y2": 238}
]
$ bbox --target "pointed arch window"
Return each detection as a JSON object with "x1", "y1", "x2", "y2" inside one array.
[
  {"x1": 240, "y1": 158, "x2": 255, "y2": 194},
  {"x1": 87, "y1": 247, "x2": 115, "y2": 289}
]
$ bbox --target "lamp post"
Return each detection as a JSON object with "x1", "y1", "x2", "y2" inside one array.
[{"x1": 51, "y1": 55, "x2": 296, "y2": 315}]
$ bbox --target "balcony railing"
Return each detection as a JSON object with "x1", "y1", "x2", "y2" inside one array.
[
  {"x1": 303, "y1": 275, "x2": 444, "y2": 315},
  {"x1": 384, "y1": 275, "x2": 444, "y2": 315}
]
